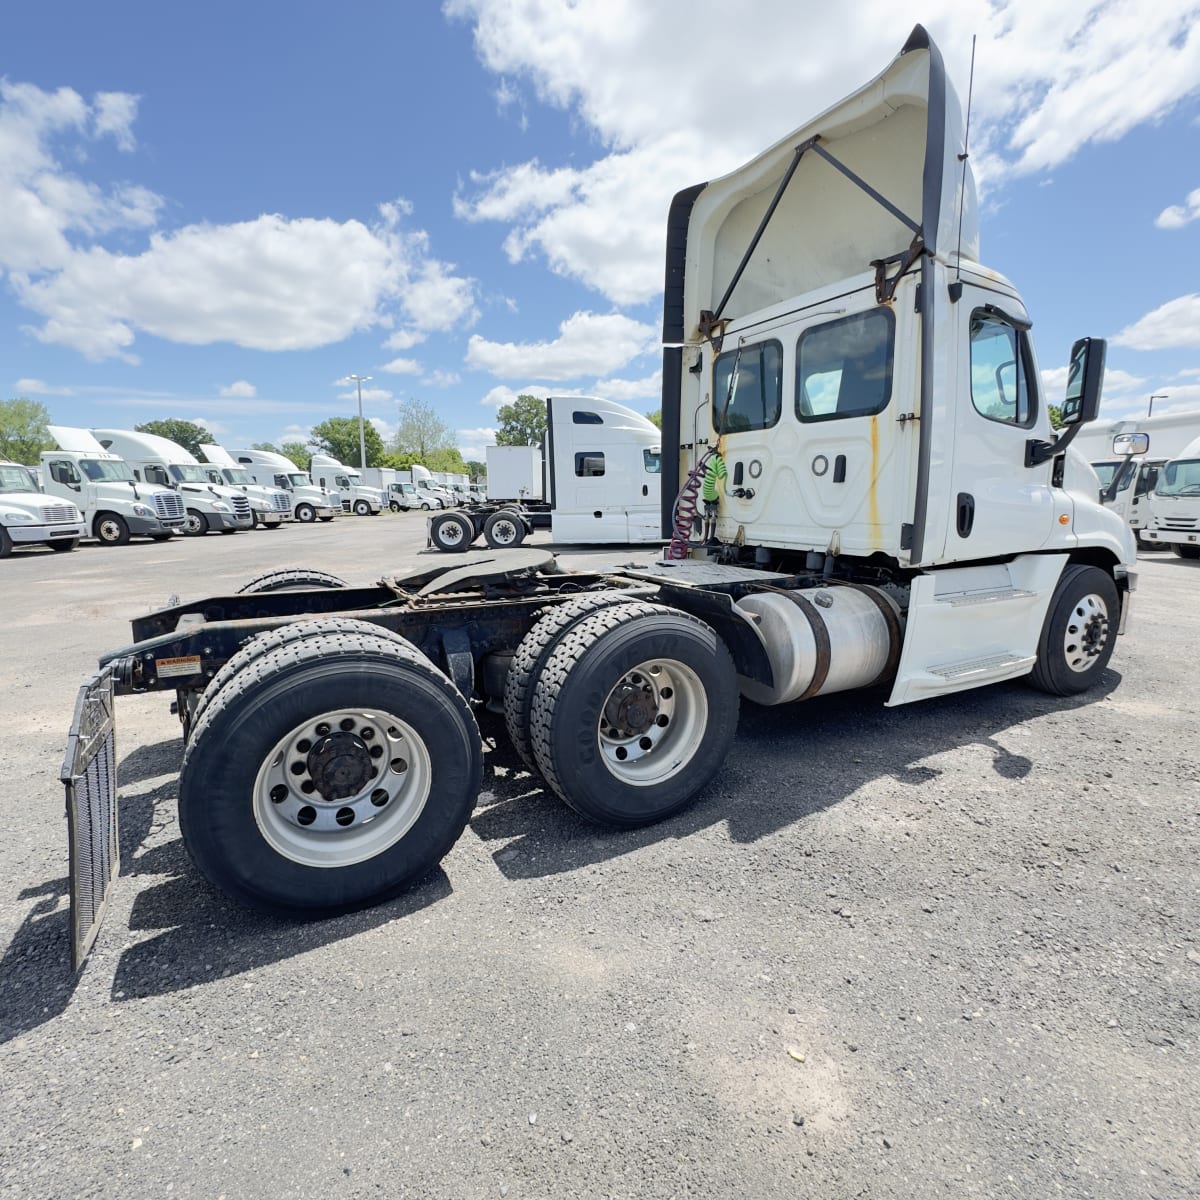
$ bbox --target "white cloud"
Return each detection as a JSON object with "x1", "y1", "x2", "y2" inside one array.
[
  {"x1": 457, "y1": 425, "x2": 498, "y2": 459},
  {"x1": 274, "y1": 424, "x2": 313, "y2": 447},
  {"x1": 1111, "y1": 294, "x2": 1200, "y2": 351},
  {"x1": 426, "y1": 369, "x2": 461, "y2": 387},
  {"x1": 1156, "y1": 186, "x2": 1200, "y2": 229},
  {"x1": 219, "y1": 379, "x2": 257, "y2": 398},
  {"x1": 0, "y1": 82, "x2": 479, "y2": 360},
  {"x1": 382, "y1": 328, "x2": 427, "y2": 351},
  {"x1": 14, "y1": 377, "x2": 74, "y2": 395},
  {"x1": 368, "y1": 416, "x2": 397, "y2": 443},
  {"x1": 380, "y1": 357, "x2": 422, "y2": 375},
  {"x1": 467, "y1": 310, "x2": 656, "y2": 380},
  {"x1": 189, "y1": 416, "x2": 230, "y2": 435},
  {"x1": 594, "y1": 370, "x2": 661, "y2": 403},
  {"x1": 448, "y1": 1, "x2": 1200, "y2": 305},
  {"x1": 337, "y1": 387, "x2": 394, "y2": 402}
]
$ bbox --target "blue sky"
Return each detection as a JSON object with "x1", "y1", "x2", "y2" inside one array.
[{"x1": 2, "y1": 0, "x2": 1199, "y2": 462}]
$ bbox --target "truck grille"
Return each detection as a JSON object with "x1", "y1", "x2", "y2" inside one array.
[
  {"x1": 1160, "y1": 517, "x2": 1198, "y2": 531},
  {"x1": 271, "y1": 491, "x2": 291, "y2": 513},
  {"x1": 40, "y1": 503, "x2": 78, "y2": 524},
  {"x1": 153, "y1": 492, "x2": 185, "y2": 520},
  {"x1": 61, "y1": 669, "x2": 118, "y2": 971},
  {"x1": 231, "y1": 495, "x2": 252, "y2": 519}
]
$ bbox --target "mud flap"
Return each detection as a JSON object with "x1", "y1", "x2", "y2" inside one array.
[{"x1": 60, "y1": 668, "x2": 119, "y2": 971}]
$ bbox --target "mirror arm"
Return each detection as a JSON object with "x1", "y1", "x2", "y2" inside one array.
[{"x1": 1025, "y1": 420, "x2": 1082, "y2": 468}]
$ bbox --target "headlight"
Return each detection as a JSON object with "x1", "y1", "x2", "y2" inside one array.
[
  {"x1": 131, "y1": 504, "x2": 153, "y2": 517},
  {"x1": 211, "y1": 501, "x2": 230, "y2": 512},
  {"x1": 2, "y1": 510, "x2": 35, "y2": 523}
]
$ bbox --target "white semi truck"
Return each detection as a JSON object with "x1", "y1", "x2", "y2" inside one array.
[
  {"x1": 308, "y1": 454, "x2": 384, "y2": 516},
  {"x1": 198, "y1": 444, "x2": 293, "y2": 528},
  {"x1": 92, "y1": 429, "x2": 254, "y2": 537},
  {"x1": 61, "y1": 27, "x2": 1135, "y2": 962},
  {"x1": 42, "y1": 426, "x2": 186, "y2": 545},
  {"x1": 229, "y1": 449, "x2": 340, "y2": 523},
  {"x1": 1143, "y1": 434, "x2": 1200, "y2": 559},
  {"x1": 0, "y1": 459, "x2": 86, "y2": 557},
  {"x1": 431, "y1": 397, "x2": 661, "y2": 550}
]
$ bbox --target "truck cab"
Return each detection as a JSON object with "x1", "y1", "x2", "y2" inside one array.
[
  {"x1": 0, "y1": 459, "x2": 86, "y2": 556},
  {"x1": 229, "y1": 450, "x2": 340, "y2": 523},
  {"x1": 198, "y1": 444, "x2": 293, "y2": 527},
  {"x1": 41, "y1": 426, "x2": 186, "y2": 545},
  {"x1": 92, "y1": 429, "x2": 253, "y2": 537},
  {"x1": 1092, "y1": 443, "x2": 1165, "y2": 548},
  {"x1": 308, "y1": 454, "x2": 384, "y2": 516},
  {"x1": 1143, "y1": 434, "x2": 1200, "y2": 558}
]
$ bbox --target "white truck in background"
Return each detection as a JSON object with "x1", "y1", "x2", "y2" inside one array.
[
  {"x1": 308, "y1": 455, "x2": 384, "y2": 516},
  {"x1": 395, "y1": 465, "x2": 452, "y2": 509},
  {"x1": 1143, "y1": 434, "x2": 1200, "y2": 559},
  {"x1": 42, "y1": 426, "x2": 186, "y2": 545},
  {"x1": 229, "y1": 449, "x2": 340, "y2": 523},
  {"x1": 61, "y1": 27, "x2": 1138, "y2": 958},
  {"x1": 92, "y1": 429, "x2": 254, "y2": 537},
  {"x1": 0, "y1": 459, "x2": 85, "y2": 557},
  {"x1": 198, "y1": 445, "x2": 292, "y2": 528},
  {"x1": 484, "y1": 446, "x2": 543, "y2": 502}
]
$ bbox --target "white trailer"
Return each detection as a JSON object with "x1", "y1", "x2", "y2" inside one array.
[
  {"x1": 93, "y1": 429, "x2": 254, "y2": 536},
  {"x1": 0, "y1": 459, "x2": 85, "y2": 557},
  {"x1": 484, "y1": 446, "x2": 543, "y2": 502},
  {"x1": 42, "y1": 426, "x2": 186, "y2": 545},
  {"x1": 228, "y1": 449, "x2": 340, "y2": 523},
  {"x1": 62, "y1": 27, "x2": 1137, "y2": 956},
  {"x1": 198, "y1": 444, "x2": 292, "y2": 527},
  {"x1": 308, "y1": 455, "x2": 384, "y2": 516}
]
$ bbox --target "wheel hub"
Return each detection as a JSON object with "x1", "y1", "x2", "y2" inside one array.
[
  {"x1": 307, "y1": 731, "x2": 372, "y2": 800},
  {"x1": 603, "y1": 681, "x2": 656, "y2": 736}
]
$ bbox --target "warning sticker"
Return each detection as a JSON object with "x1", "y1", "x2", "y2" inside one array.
[{"x1": 155, "y1": 655, "x2": 203, "y2": 679}]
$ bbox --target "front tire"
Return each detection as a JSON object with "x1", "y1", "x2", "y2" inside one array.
[
  {"x1": 294, "y1": 503, "x2": 316, "y2": 523},
  {"x1": 1172, "y1": 544, "x2": 1200, "y2": 560},
  {"x1": 179, "y1": 629, "x2": 482, "y2": 914},
  {"x1": 0, "y1": 527, "x2": 12, "y2": 558},
  {"x1": 237, "y1": 567, "x2": 349, "y2": 594},
  {"x1": 95, "y1": 513, "x2": 130, "y2": 546},
  {"x1": 183, "y1": 509, "x2": 208, "y2": 537},
  {"x1": 529, "y1": 605, "x2": 739, "y2": 827},
  {"x1": 49, "y1": 538, "x2": 80, "y2": 552},
  {"x1": 483, "y1": 511, "x2": 526, "y2": 548},
  {"x1": 1028, "y1": 565, "x2": 1120, "y2": 696},
  {"x1": 353, "y1": 500, "x2": 372, "y2": 516}
]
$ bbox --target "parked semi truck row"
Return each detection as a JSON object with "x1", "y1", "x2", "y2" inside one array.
[
  {"x1": 62, "y1": 27, "x2": 1134, "y2": 966},
  {"x1": 0, "y1": 458, "x2": 85, "y2": 556},
  {"x1": 230, "y1": 449, "x2": 341, "y2": 522},
  {"x1": 308, "y1": 455, "x2": 384, "y2": 516}
]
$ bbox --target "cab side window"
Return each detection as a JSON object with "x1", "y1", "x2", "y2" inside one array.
[
  {"x1": 145, "y1": 465, "x2": 169, "y2": 486},
  {"x1": 713, "y1": 340, "x2": 782, "y2": 433},
  {"x1": 796, "y1": 308, "x2": 894, "y2": 422},
  {"x1": 575, "y1": 453, "x2": 605, "y2": 477},
  {"x1": 969, "y1": 312, "x2": 1036, "y2": 428}
]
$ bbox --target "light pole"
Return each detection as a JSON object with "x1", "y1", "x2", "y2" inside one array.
[
  {"x1": 348, "y1": 374, "x2": 372, "y2": 468},
  {"x1": 1148, "y1": 393, "x2": 1167, "y2": 418}
]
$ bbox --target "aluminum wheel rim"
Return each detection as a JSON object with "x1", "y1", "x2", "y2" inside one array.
[
  {"x1": 98, "y1": 519, "x2": 121, "y2": 542},
  {"x1": 184, "y1": 512, "x2": 204, "y2": 535},
  {"x1": 438, "y1": 518, "x2": 467, "y2": 547},
  {"x1": 253, "y1": 707, "x2": 432, "y2": 867},
  {"x1": 1063, "y1": 592, "x2": 1110, "y2": 673},
  {"x1": 597, "y1": 659, "x2": 708, "y2": 786}
]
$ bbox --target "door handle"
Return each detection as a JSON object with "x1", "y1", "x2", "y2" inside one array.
[
  {"x1": 956, "y1": 492, "x2": 975, "y2": 538},
  {"x1": 833, "y1": 455, "x2": 846, "y2": 483}
]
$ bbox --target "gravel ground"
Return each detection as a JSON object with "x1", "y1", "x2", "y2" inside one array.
[{"x1": 1, "y1": 514, "x2": 1197, "y2": 1200}]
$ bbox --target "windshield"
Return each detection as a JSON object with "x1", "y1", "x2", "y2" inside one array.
[
  {"x1": 170, "y1": 464, "x2": 211, "y2": 483},
  {"x1": 346, "y1": 472, "x2": 363, "y2": 485},
  {"x1": 223, "y1": 468, "x2": 252, "y2": 486},
  {"x1": 0, "y1": 465, "x2": 36, "y2": 493},
  {"x1": 1091, "y1": 462, "x2": 1118, "y2": 488},
  {"x1": 1156, "y1": 459, "x2": 1200, "y2": 497},
  {"x1": 80, "y1": 458, "x2": 135, "y2": 482},
  {"x1": 288, "y1": 473, "x2": 310, "y2": 487}
]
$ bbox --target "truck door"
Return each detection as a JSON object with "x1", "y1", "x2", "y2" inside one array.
[
  {"x1": 713, "y1": 300, "x2": 916, "y2": 558},
  {"x1": 944, "y1": 298, "x2": 1055, "y2": 560}
]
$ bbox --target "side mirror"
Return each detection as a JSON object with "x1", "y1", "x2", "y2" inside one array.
[
  {"x1": 1060, "y1": 337, "x2": 1106, "y2": 425},
  {"x1": 1113, "y1": 432, "x2": 1149, "y2": 456}
]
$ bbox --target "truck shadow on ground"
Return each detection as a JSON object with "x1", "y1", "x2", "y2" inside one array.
[
  {"x1": 0, "y1": 669, "x2": 1120, "y2": 1033},
  {"x1": 470, "y1": 671, "x2": 1122, "y2": 880}
]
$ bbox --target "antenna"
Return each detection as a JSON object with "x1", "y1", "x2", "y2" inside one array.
[{"x1": 950, "y1": 35, "x2": 977, "y2": 303}]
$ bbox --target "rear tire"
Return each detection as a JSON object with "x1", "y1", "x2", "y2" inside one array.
[
  {"x1": 95, "y1": 513, "x2": 130, "y2": 546},
  {"x1": 1027, "y1": 564, "x2": 1119, "y2": 696},
  {"x1": 430, "y1": 512, "x2": 475, "y2": 553},
  {"x1": 237, "y1": 568, "x2": 349, "y2": 594},
  {"x1": 504, "y1": 593, "x2": 661, "y2": 775},
  {"x1": 179, "y1": 628, "x2": 481, "y2": 914},
  {"x1": 529, "y1": 605, "x2": 739, "y2": 827},
  {"x1": 483, "y1": 511, "x2": 526, "y2": 548}
]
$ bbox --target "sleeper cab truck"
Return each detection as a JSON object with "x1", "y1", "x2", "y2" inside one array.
[
  {"x1": 228, "y1": 450, "x2": 340, "y2": 523},
  {"x1": 60, "y1": 27, "x2": 1135, "y2": 960},
  {"x1": 41, "y1": 426, "x2": 186, "y2": 545},
  {"x1": 198, "y1": 444, "x2": 293, "y2": 528},
  {"x1": 0, "y1": 459, "x2": 86, "y2": 557},
  {"x1": 92, "y1": 429, "x2": 253, "y2": 537},
  {"x1": 308, "y1": 454, "x2": 384, "y2": 516}
]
